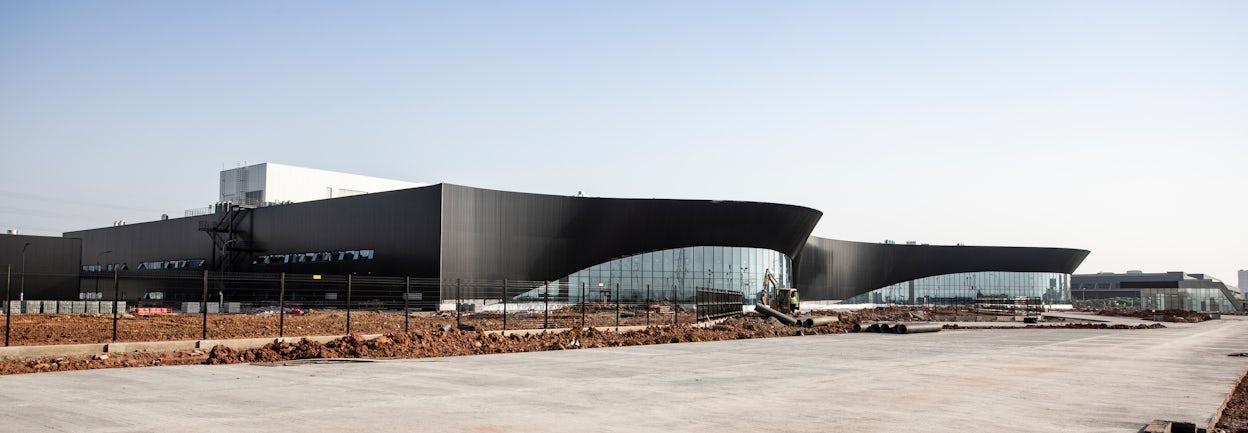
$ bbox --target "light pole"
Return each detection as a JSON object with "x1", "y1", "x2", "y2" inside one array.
[{"x1": 20, "y1": 243, "x2": 30, "y2": 307}]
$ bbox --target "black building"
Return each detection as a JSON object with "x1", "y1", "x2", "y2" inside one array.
[
  {"x1": 0, "y1": 234, "x2": 82, "y2": 302},
  {"x1": 34, "y1": 183, "x2": 1090, "y2": 306}
]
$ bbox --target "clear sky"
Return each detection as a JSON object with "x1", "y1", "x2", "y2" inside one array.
[{"x1": 1, "y1": 1, "x2": 1244, "y2": 283}]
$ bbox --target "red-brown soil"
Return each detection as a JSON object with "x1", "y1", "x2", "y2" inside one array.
[
  {"x1": 1218, "y1": 368, "x2": 1248, "y2": 433},
  {"x1": 0, "y1": 309, "x2": 703, "y2": 346},
  {"x1": 1090, "y1": 308, "x2": 1219, "y2": 323}
]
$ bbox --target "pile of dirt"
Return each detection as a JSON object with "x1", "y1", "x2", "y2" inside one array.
[
  {"x1": 0, "y1": 350, "x2": 209, "y2": 375},
  {"x1": 0, "y1": 309, "x2": 715, "y2": 346},
  {"x1": 0, "y1": 311, "x2": 443, "y2": 346},
  {"x1": 1093, "y1": 308, "x2": 1215, "y2": 323},
  {"x1": 1217, "y1": 369, "x2": 1248, "y2": 433},
  {"x1": 844, "y1": 306, "x2": 933, "y2": 324},
  {"x1": 203, "y1": 314, "x2": 852, "y2": 365}
]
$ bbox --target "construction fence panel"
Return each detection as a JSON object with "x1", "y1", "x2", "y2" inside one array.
[{"x1": 4, "y1": 268, "x2": 746, "y2": 347}]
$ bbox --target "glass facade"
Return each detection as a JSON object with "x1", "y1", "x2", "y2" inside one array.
[
  {"x1": 564, "y1": 246, "x2": 791, "y2": 304},
  {"x1": 1139, "y1": 288, "x2": 1238, "y2": 312},
  {"x1": 1070, "y1": 273, "x2": 1243, "y2": 312},
  {"x1": 842, "y1": 271, "x2": 1072, "y2": 306}
]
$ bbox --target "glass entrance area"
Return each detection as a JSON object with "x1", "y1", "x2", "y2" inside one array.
[
  {"x1": 842, "y1": 271, "x2": 1072, "y2": 305},
  {"x1": 563, "y1": 246, "x2": 791, "y2": 304}
]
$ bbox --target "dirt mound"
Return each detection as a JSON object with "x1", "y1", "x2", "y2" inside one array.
[
  {"x1": 200, "y1": 315, "x2": 851, "y2": 365},
  {"x1": 1093, "y1": 308, "x2": 1215, "y2": 323},
  {"x1": 1217, "y1": 369, "x2": 1248, "y2": 432},
  {"x1": 0, "y1": 350, "x2": 209, "y2": 375}
]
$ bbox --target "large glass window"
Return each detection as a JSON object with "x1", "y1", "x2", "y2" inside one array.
[
  {"x1": 843, "y1": 271, "x2": 1074, "y2": 306},
  {"x1": 564, "y1": 246, "x2": 791, "y2": 304}
]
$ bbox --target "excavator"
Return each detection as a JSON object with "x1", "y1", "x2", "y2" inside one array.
[{"x1": 761, "y1": 269, "x2": 799, "y2": 315}]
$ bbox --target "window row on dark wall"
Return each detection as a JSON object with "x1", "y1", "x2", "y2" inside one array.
[
  {"x1": 253, "y1": 249, "x2": 376, "y2": 265},
  {"x1": 138, "y1": 259, "x2": 206, "y2": 270}
]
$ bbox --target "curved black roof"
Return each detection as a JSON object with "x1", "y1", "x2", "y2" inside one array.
[
  {"x1": 795, "y1": 237, "x2": 1090, "y2": 300},
  {"x1": 440, "y1": 184, "x2": 824, "y2": 281}
]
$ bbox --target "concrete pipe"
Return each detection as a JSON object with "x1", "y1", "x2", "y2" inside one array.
[
  {"x1": 753, "y1": 303, "x2": 798, "y2": 326},
  {"x1": 877, "y1": 323, "x2": 893, "y2": 333},
  {"x1": 801, "y1": 316, "x2": 839, "y2": 328},
  {"x1": 894, "y1": 322, "x2": 943, "y2": 334}
]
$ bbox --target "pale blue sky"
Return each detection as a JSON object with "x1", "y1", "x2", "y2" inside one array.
[{"x1": 1, "y1": 1, "x2": 1244, "y2": 283}]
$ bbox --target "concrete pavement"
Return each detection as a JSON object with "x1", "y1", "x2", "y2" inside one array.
[{"x1": 1, "y1": 316, "x2": 1245, "y2": 433}]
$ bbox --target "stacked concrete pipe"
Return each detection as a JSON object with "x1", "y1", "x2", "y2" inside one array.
[
  {"x1": 796, "y1": 316, "x2": 838, "y2": 328},
  {"x1": 853, "y1": 321, "x2": 942, "y2": 334},
  {"x1": 893, "y1": 322, "x2": 943, "y2": 334},
  {"x1": 852, "y1": 322, "x2": 881, "y2": 333}
]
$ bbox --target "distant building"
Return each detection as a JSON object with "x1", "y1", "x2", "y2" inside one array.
[
  {"x1": 218, "y1": 162, "x2": 426, "y2": 208},
  {"x1": 1071, "y1": 271, "x2": 1243, "y2": 312},
  {"x1": 1239, "y1": 269, "x2": 1247, "y2": 297}
]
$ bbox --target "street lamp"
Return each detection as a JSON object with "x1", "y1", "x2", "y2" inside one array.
[{"x1": 20, "y1": 243, "x2": 30, "y2": 305}]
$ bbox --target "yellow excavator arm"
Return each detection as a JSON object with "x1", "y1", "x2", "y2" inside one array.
[{"x1": 762, "y1": 270, "x2": 780, "y2": 305}]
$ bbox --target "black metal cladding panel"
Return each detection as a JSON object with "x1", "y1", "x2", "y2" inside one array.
[
  {"x1": 439, "y1": 184, "x2": 823, "y2": 282},
  {"x1": 796, "y1": 237, "x2": 1090, "y2": 301},
  {"x1": 0, "y1": 235, "x2": 82, "y2": 299},
  {"x1": 65, "y1": 184, "x2": 444, "y2": 278},
  {"x1": 241, "y1": 185, "x2": 442, "y2": 276},
  {"x1": 67, "y1": 217, "x2": 215, "y2": 272}
]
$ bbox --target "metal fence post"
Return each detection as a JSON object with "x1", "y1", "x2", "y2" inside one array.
[
  {"x1": 111, "y1": 267, "x2": 119, "y2": 342},
  {"x1": 672, "y1": 284, "x2": 677, "y2": 327},
  {"x1": 456, "y1": 278, "x2": 461, "y2": 329},
  {"x1": 201, "y1": 270, "x2": 208, "y2": 340},
  {"x1": 645, "y1": 284, "x2": 650, "y2": 327},
  {"x1": 615, "y1": 283, "x2": 620, "y2": 332},
  {"x1": 4, "y1": 264, "x2": 11, "y2": 346},
  {"x1": 404, "y1": 276, "x2": 410, "y2": 333},
  {"x1": 543, "y1": 281, "x2": 550, "y2": 330},
  {"x1": 580, "y1": 282, "x2": 586, "y2": 329},
  {"x1": 346, "y1": 274, "x2": 353, "y2": 335},
  {"x1": 502, "y1": 279, "x2": 508, "y2": 332},
  {"x1": 278, "y1": 272, "x2": 286, "y2": 338}
]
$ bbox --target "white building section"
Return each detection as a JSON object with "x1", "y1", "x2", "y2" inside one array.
[{"x1": 219, "y1": 162, "x2": 427, "y2": 207}]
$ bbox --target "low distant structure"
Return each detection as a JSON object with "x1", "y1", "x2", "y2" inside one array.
[{"x1": 1071, "y1": 271, "x2": 1244, "y2": 312}]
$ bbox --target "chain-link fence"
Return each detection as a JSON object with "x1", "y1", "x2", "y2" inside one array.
[{"x1": 2, "y1": 269, "x2": 742, "y2": 346}]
